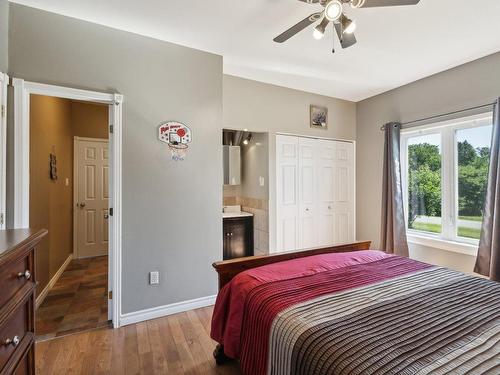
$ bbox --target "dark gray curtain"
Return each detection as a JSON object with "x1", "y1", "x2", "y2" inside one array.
[
  {"x1": 475, "y1": 99, "x2": 500, "y2": 281},
  {"x1": 380, "y1": 122, "x2": 409, "y2": 257}
]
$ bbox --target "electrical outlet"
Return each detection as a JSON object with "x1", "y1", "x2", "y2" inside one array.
[{"x1": 149, "y1": 271, "x2": 160, "y2": 285}]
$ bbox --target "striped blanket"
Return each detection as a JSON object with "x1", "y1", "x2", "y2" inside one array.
[{"x1": 214, "y1": 254, "x2": 500, "y2": 375}]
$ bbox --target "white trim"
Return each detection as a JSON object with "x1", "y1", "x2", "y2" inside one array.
[
  {"x1": 35, "y1": 254, "x2": 73, "y2": 309},
  {"x1": 0, "y1": 72, "x2": 7, "y2": 229},
  {"x1": 74, "y1": 136, "x2": 108, "y2": 143},
  {"x1": 275, "y1": 131, "x2": 355, "y2": 144},
  {"x1": 13, "y1": 79, "x2": 123, "y2": 328},
  {"x1": 73, "y1": 136, "x2": 110, "y2": 259},
  {"x1": 119, "y1": 295, "x2": 217, "y2": 327},
  {"x1": 13, "y1": 78, "x2": 29, "y2": 228},
  {"x1": 407, "y1": 233, "x2": 478, "y2": 257}
]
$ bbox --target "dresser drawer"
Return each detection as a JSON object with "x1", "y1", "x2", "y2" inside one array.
[
  {"x1": 12, "y1": 345, "x2": 33, "y2": 375},
  {"x1": 0, "y1": 255, "x2": 32, "y2": 309},
  {"x1": 0, "y1": 301, "x2": 30, "y2": 372}
]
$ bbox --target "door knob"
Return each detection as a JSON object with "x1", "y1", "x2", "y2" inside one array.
[
  {"x1": 17, "y1": 270, "x2": 31, "y2": 280},
  {"x1": 78, "y1": 202, "x2": 86, "y2": 208},
  {"x1": 4, "y1": 336, "x2": 20, "y2": 347},
  {"x1": 104, "y1": 213, "x2": 109, "y2": 219}
]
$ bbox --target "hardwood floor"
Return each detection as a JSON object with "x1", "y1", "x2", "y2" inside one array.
[
  {"x1": 36, "y1": 256, "x2": 110, "y2": 340},
  {"x1": 35, "y1": 306, "x2": 241, "y2": 375}
]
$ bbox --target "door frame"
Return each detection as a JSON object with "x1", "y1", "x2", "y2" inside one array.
[
  {"x1": 13, "y1": 79, "x2": 123, "y2": 328},
  {"x1": 0, "y1": 72, "x2": 7, "y2": 230},
  {"x1": 73, "y1": 136, "x2": 110, "y2": 259}
]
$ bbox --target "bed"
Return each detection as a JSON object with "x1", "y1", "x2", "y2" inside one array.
[{"x1": 211, "y1": 241, "x2": 500, "y2": 375}]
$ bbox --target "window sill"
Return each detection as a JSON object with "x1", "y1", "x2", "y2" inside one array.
[{"x1": 406, "y1": 233, "x2": 478, "y2": 257}]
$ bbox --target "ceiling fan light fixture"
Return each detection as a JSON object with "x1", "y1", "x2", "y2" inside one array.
[
  {"x1": 341, "y1": 14, "x2": 356, "y2": 34},
  {"x1": 325, "y1": 0, "x2": 343, "y2": 21},
  {"x1": 313, "y1": 26, "x2": 325, "y2": 40}
]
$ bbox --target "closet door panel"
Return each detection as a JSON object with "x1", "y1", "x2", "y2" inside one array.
[
  {"x1": 316, "y1": 140, "x2": 336, "y2": 246},
  {"x1": 298, "y1": 138, "x2": 317, "y2": 249},
  {"x1": 276, "y1": 135, "x2": 299, "y2": 252},
  {"x1": 333, "y1": 142, "x2": 355, "y2": 243}
]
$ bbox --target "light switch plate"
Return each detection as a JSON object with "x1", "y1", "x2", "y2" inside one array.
[
  {"x1": 259, "y1": 176, "x2": 265, "y2": 186},
  {"x1": 149, "y1": 271, "x2": 160, "y2": 285}
]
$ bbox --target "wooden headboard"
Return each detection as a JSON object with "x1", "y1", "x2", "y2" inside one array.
[{"x1": 212, "y1": 241, "x2": 371, "y2": 290}]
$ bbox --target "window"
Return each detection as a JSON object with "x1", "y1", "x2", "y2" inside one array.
[{"x1": 401, "y1": 112, "x2": 493, "y2": 247}]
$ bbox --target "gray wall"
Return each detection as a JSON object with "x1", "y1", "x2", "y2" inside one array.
[
  {"x1": 0, "y1": 0, "x2": 8, "y2": 72},
  {"x1": 224, "y1": 75, "x2": 356, "y2": 141},
  {"x1": 241, "y1": 132, "x2": 269, "y2": 201},
  {"x1": 356, "y1": 52, "x2": 500, "y2": 273},
  {"x1": 8, "y1": 4, "x2": 223, "y2": 313}
]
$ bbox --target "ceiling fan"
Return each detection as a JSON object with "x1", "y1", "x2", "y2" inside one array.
[{"x1": 274, "y1": 0, "x2": 420, "y2": 52}]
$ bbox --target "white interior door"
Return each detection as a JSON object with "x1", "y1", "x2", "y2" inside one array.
[
  {"x1": 74, "y1": 137, "x2": 109, "y2": 258},
  {"x1": 317, "y1": 140, "x2": 336, "y2": 246},
  {"x1": 276, "y1": 135, "x2": 299, "y2": 252},
  {"x1": 0, "y1": 73, "x2": 7, "y2": 229},
  {"x1": 298, "y1": 137, "x2": 317, "y2": 249},
  {"x1": 333, "y1": 141, "x2": 355, "y2": 243}
]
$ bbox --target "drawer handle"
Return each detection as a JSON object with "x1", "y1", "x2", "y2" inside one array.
[
  {"x1": 17, "y1": 270, "x2": 31, "y2": 280},
  {"x1": 4, "y1": 336, "x2": 20, "y2": 347}
]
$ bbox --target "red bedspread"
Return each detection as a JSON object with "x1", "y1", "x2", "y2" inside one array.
[{"x1": 211, "y1": 250, "x2": 392, "y2": 359}]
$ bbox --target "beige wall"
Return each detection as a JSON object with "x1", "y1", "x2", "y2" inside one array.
[
  {"x1": 30, "y1": 95, "x2": 73, "y2": 291},
  {"x1": 356, "y1": 52, "x2": 500, "y2": 273},
  {"x1": 72, "y1": 101, "x2": 108, "y2": 139},
  {"x1": 29, "y1": 95, "x2": 108, "y2": 292}
]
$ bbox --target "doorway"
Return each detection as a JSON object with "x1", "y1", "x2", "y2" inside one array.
[
  {"x1": 27, "y1": 95, "x2": 109, "y2": 340},
  {"x1": 13, "y1": 79, "x2": 123, "y2": 333}
]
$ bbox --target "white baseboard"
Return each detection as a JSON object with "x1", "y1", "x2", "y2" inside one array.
[
  {"x1": 120, "y1": 295, "x2": 216, "y2": 326},
  {"x1": 36, "y1": 254, "x2": 73, "y2": 309}
]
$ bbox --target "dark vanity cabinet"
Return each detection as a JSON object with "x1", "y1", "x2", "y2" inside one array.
[{"x1": 223, "y1": 216, "x2": 254, "y2": 260}]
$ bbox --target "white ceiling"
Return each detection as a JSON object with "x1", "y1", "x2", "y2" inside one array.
[{"x1": 10, "y1": 0, "x2": 500, "y2": 102}]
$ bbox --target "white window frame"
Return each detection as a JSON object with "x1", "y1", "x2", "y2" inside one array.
[{"x1": 401, "y1": 112, "x2": 493, "y2": 256}]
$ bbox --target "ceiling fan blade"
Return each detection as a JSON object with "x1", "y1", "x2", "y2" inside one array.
[
  {"x1": 334, "y1": 23, "x2": 357, "y2": 48},
  {"x1": 297, "y1": 0, "x2": 321, "y2": 3},
  {"x1": 273, "y1": 12, "x2": 323, "y2": 43},
  {"x1": 356, "y1": 0, "x2": 420, "y2": 7}
]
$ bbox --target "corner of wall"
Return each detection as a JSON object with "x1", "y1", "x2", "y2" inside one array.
[{"x1": 0, "y1": 0, "x2": 9, "y2": 73}]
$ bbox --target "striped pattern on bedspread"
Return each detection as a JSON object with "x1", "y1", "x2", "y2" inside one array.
[{"x1": 239, "y1": 257, "x2": 500, "y2": 375}]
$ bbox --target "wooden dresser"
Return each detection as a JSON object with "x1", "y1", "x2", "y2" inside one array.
[{"x1": 0, "y1": 229, "x2": 47, "y2": 375}]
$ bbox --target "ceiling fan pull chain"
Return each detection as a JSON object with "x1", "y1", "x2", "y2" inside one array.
[{"x1": 332, "y1": 23, "x2": 336, "y2": 53}]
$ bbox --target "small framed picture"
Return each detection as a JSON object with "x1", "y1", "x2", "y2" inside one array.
[{"x1": 310, "y1": 105, "x2": 328, "y2": 129}]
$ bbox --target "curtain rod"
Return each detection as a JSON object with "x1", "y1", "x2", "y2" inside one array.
[{"x1": 380, "y1": 101, "x2": 496, "y2": 131}]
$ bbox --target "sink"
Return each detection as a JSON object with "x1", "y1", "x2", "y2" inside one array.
[{"x1": 223, "y1": 205, "x2": 253, "y2": 218}]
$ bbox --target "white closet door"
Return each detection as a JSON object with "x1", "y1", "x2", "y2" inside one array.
[
  {"x1": 276, "y1": 135, "x2": 299, "y2": 252},
  {"x1": 317, "y1": 140, "x2": 336, "y2": 246},
  {"x1": 333, "y1": 141, "x2": 355, "y2": 243},
  {"x1": 298, "y1": 137, "x2": 317, "y2": 249}
]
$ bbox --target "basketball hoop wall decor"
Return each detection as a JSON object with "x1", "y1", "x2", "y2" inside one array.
[{"x1": 158, "y1": 121, "x2": 192, "y2": 161}]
